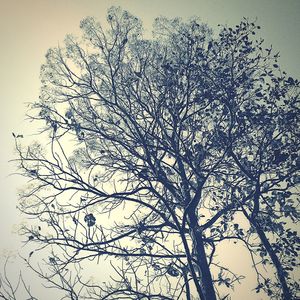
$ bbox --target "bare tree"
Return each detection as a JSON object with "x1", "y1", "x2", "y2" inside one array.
[
  {"x1": 0, "y1": 258, "x2": 37, "y2": 300},
  {"x1": 12, "y1": 7, "x2": 299, "y2": 300}
]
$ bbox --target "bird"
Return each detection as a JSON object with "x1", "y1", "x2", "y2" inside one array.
[
  {"x1": 273, "y1": 149, "x2": 289, "y2": 164},
  {"x1": 12, "y1": 133, "x2": 23, "y2": 138},
  {"x1": 134, "y1": 71, "x2": 142, "y2": 78}
]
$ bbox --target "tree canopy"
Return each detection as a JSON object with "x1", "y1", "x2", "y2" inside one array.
[{"x1": 9, "y1": 7, "x2": 300, "y2": 300}]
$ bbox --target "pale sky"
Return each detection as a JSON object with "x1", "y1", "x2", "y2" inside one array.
[{"x1": 0, "y1": 0, "x2": 299, "y2": 299}]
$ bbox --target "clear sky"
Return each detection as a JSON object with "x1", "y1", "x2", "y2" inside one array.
[{"x1": 0, "y1": 0, "x2": 299, "y2": 299}]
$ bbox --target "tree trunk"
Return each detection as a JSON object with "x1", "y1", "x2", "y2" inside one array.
[
  {"x1": 253, "y1": 220, "x2": 292, "y2": 300},
  {"x1": 188, "y1": 211, "x2": 217, "y2": 300}
]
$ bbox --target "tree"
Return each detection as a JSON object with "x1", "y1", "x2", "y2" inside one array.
[{"x1": 12, "y1": 7, "x2": 299, "y2": 300}]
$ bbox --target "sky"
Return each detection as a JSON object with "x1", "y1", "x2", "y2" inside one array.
[{"x1": 0, "y1": 0, "x2": 299, "y2": 299}]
